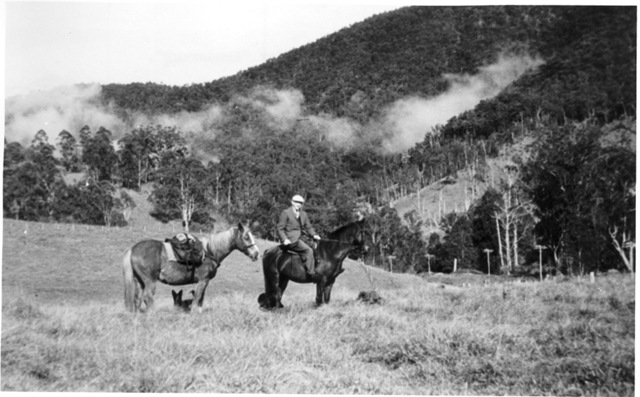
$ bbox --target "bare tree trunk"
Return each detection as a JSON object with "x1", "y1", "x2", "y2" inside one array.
[
  {"x1": 495, "y1": 215, "x2": 505, "y2": 271},
  {"x1": 609, "y1": 225, "x2": 634, "y2": 272},
  {"x1": 504, "y1": 190, "x2": 513, "y2": 274},
  {"x1": 513, "y1": 223, "x2": 518, "y2": 274}
]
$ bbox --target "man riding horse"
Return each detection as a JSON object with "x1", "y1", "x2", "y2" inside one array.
[{"x1": 276, "y1": 194, "x2": 322, "y2": 282}]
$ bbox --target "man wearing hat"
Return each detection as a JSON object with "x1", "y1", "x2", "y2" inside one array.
[{"x1": 277, "y1": 194, "x2": 321, "y2": 281}]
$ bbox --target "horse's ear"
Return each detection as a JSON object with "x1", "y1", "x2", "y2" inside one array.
[{"x1": 237, "y1": 222, "x2": 246, "y2": 232}]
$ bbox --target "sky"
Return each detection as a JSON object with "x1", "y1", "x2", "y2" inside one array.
[{"x1": 4, "y1": 1, "x2": 409, "y2": 98}]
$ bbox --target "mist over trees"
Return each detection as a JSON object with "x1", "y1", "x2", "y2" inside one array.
[{"x1": 3, "y1": 6, "x2": 636, "y2": 275}]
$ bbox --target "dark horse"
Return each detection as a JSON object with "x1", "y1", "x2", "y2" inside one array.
[
  {"x1": 258, "y1": 219, "x2": 366, "y2": 310},
  {"x1": 123, "y1": 223, "x2": 260, "y2": 313}
]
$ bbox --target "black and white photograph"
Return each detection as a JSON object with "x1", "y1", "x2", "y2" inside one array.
[{"x1": 2, "y1": 2, "x2": 636, "y2": 394}]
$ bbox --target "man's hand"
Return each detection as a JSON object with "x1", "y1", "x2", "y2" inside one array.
[
  {"x1": 283, "y1": 239, "x2": 291, "y2": 246},
  {"x1": 313, "y1": 235, "x2": 321, "y2": 240}
]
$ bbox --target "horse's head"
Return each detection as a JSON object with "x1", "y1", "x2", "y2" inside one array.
[
  {"x1": 329, "y1": 219, "x2": 367, "y2": 253},
  {"x1": 234, "y1": 222, "x2": 260, "y2": 261},
  {"x1": 340, "y1": 219, "x2": 368, "y2": 260}
]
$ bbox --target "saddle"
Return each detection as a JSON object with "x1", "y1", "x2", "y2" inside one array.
[
  {"x1": 278, "y1": 244, "x2": 319, "y2": 271},
  {"x1": 165, "y1": 233, "x2": 205, "y2": 267}
]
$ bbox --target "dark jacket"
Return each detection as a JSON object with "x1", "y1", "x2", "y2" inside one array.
[{"x1": 277, "y1": 207, "x2": 317, "y2": 244}]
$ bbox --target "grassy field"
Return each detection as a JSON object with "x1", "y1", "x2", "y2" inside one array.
[{"x1": 1, "y1": 219, "x2": 636, "y2": 394}]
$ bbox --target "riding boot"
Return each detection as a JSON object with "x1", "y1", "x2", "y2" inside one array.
[{"x1": 302, "y1": 258, "x2": 320, "y2": 283}]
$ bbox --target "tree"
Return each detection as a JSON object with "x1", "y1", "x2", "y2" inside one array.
[
  {"x1": 522, "y1": 122, "x2": 635, "y2": 273},
  {"x1": 85, "y1": 181, "x2": 120, "y2": 226},
  {"x1": 149, "y1": 157, "x2": 209, "y2": 232},
  {"x1": 50, "y1": 183, "x2": 100, "y2": 224},
  {"x1": 118, "y1": 126, "x2": 158, "y2": 189},
  {"x1": 361, "y1": 206, "x2": 427, "y2": 272},
  {"x1": 28, "y1": 130, "x2": 60, "y2": 219},
  {"x1": 3, "y1": 130, "x2": 60, "y2": 221},
  {"x1": 57, "y1": 130, "x2": 81, "y2": 172},
  {"x1": 471, "y1": 188, "x2": 501, "y2": 273},
  {"x1": 441, "y1": 213, "x2": 476, "y2": 271},
  {"x1": 585, "y1": 145, "x2": 636, "y2": 272},
  {"x1": 78, "y1": 125, "x2": 92, "y2": 147},
  {"x1": 115, "y1": 190, "x2": 137, "y2": 224},
  {"x1": 118, "y1": 125, "x2": 190, "y2": 189},
  {"x1": 4, "y1": 141, "x2": 25, "y2": 168},
  {"x1": 493, "y1": 166, "x2": 535, "y2": 274},
  {"x1": 3, "y1": 162, "x2": 49, "y2": 220},
  {"x1": 83, "y1": 127, "x2": 118, "y2": 181}
]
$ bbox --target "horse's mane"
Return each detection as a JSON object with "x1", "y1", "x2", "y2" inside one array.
[
  {"x1": 201, "y1": 227, "x2": 236, "y2": 254},
  {"x1": 327, "y1": 221, "x2": 361, "y2": 240}
]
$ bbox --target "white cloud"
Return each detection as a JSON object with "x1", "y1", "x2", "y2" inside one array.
[{"x1": 380, "y1": 53, "x2": 544, "y2": 152}]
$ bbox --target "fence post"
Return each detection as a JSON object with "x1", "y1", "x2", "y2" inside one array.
[{"x1": 483, "y1": 249, "x2": 493, "y2": 276}]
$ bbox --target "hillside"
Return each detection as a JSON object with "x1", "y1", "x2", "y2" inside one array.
[
  {"x1": 4, "y1": 6, "x2": 635, "y2": 278},
  {"x1": 100, "y1": 6, "x2": 635, "y2": 126},
  {"x1": 391, "y1": 135, "x2": 535, "y2": 236},
  {"x1": 392, "y1": 115, "x2": 637, "y2": 238}
]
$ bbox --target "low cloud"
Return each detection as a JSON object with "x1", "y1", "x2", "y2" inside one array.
[
  {"x1": 4, "y1": 84, "x2": 226, "y2": 146},
  {"x1": 4, "y1": 52, "x2": 544, "y2": 157},
  {"x1": 5, "y1": 84, "x2": 126, "y2": 145},
  {"x1": 236, "y1": 86, "x2": 305, "y2": 131},
  {"x1": 129, "y1": 104, "x2": 225, "y2": 137},
  {"x1": 379, "y1": 53, "x2": 544, "y2": 152}
]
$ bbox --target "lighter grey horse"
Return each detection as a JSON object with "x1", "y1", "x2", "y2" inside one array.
[{"x1": 122, "y1": 223, "x2": 259, "y2": 313}]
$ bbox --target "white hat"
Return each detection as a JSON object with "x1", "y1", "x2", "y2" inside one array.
[{"x1": 292, "y1": 194, "x2": 305, "y2": 203}]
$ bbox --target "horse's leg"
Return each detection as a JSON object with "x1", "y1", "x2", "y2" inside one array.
[
  {"x1": 133, "y1": 275, "x2": 143, "y2": 310},
  {"x1": 140, "y1": 279, "x2": 156, "y2": 312},
  {"x1": 262, "y1": 253, "x2": 283, "y2": 310},
  {"x1": 315, "y1": 280, "x2": 326, "y2": 306},
  {"x1": 131, "y1": 261, "x2": 156, "y2": 312},
  {"x1": 276, "y1": 278, "x2": 289, "y2": 309},
  {"x1": 323, "y1": 282, "x2": 335, "y2": 304},
  {"x1": 193, "y1": 280, "x2": 210, "y2": 314},
  {"x1": 122, "y1": 249, "x2": 138, "y2": 312}
]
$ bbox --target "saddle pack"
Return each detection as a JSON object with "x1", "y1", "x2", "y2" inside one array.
[{"x1": 165, "y1": 233, "x2": 205, "y2": 266}]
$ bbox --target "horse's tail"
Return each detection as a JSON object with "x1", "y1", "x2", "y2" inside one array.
[{"x1": 122, "y1": 249, "x2": 137, "y2": 312}]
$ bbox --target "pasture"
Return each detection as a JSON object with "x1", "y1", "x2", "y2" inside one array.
[{"x1": 2, "y1": 220, "x2": 635, "y2": 394}]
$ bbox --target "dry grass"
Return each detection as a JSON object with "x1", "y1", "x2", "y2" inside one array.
[{"x1": 1, "y1": 219, "x2": 636, "y2": 394}]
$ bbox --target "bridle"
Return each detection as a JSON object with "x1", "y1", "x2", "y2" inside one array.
[{"x1": 238, "y1": 229, "x2": 258, "y2": 252}]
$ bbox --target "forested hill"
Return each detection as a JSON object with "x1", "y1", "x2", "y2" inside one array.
[
  {"x1": 4, "y1": 6, "x2": 636, "y2": 277},
  {"x1": 101, "y1": 6, "x2": 635, "y2": 125}
]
